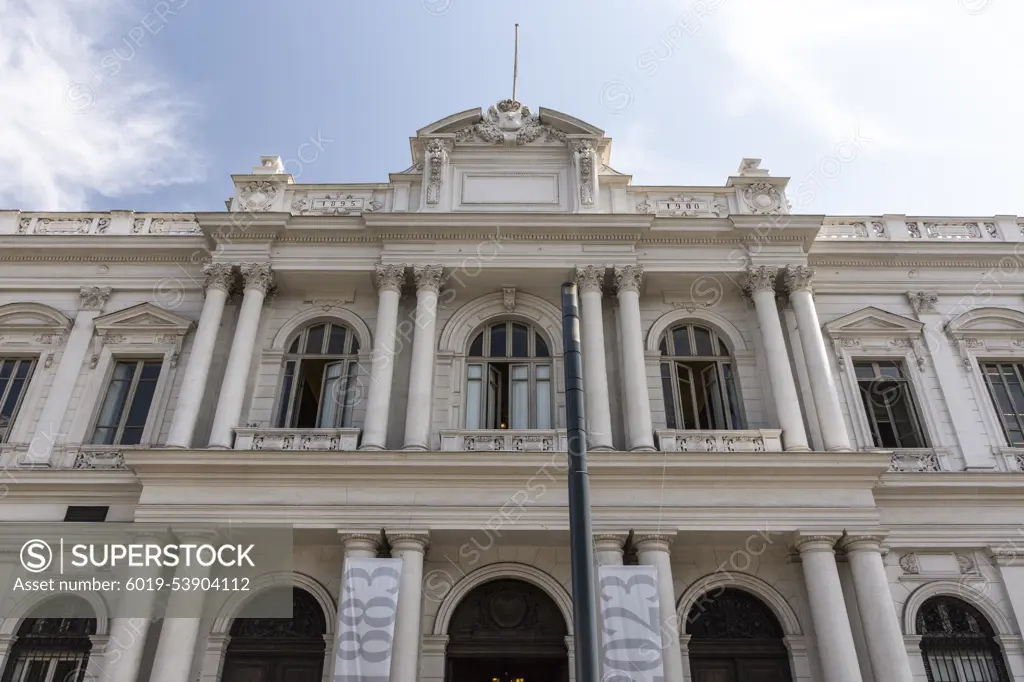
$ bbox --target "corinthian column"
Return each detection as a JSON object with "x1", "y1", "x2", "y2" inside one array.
[
  {"x1": 784, "y1": 266, "x2": 851, "y2": 451},
  {"x1": 209, "y1": 263, "x2": 273, "y2": 448},
  {"x1": 360, "y1": 264, "x2": 405, "y2": 450},
  {"x1": 742, "y1": 266, "x2": 809, "y2": 451},
  {"x1": 613, "y1": 266, "x2": 655, "y2": 451},
  {"x1": 167, "y1": 264, "x2": 233, "y2": 448},
  {"x1": 575, "y1": 266, "x2": 613, "y2": 451},
  {"x1": 403, "y1": 266, "x2": 443, "y2": 450}
]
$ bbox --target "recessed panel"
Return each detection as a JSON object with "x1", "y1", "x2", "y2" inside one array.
[{"x1": 460, "y1": 172, "x2": 560, "y2": 205}]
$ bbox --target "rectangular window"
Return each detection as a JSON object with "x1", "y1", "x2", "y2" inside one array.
[
  {"x1": 854, "y1": 360, "x2": 927, "y2": 448},
  {"x1": 0, "y1": 358, "x2": 36, "y2": 443},
  {"x1": 466, "y1": 362, "x2": 553, "y2": 430},
  {"x1": 981, "y1": 362, "x2": 1024, "y2": 447},
  {"x1": 535, "y1": 365, "x2": 552, "y2": 430},
  {"x1": 91, "y1": 360, "x2": 163, "y2": 446},
  {"x1": 466, "y1": 364, "x2": 483, "y2": 430},
  {"x1": 64, "y1": 506, "x2": 109, "y2": 522}
]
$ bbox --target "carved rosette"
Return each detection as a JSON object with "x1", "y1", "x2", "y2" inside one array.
[
  {"x1": 741, "y1": 266, "x2": 778, "y2": 297},
  {"x1": 741, "y1": 182, "x2": 783, "y2": 215},
  {"x1": 907, "y1": 291, "x2": 939, "y2": 315},
  {"x1": 79, "y1": 286, "x2": 112, "y2": 311},
  {"x1": 899, "y1": 553, "x2": 920, "y2": 574},
  {"x1": 374, "y1": 264, "x2": 406, "y2": 293},
  {"x1": 572, "y1": 140, "x2": 597, "y2": 206},
  {"x1": 413, "y1": 265, "x2": 444, "y2": 294},
  {"x1": 783, "y1": 265, "x2": 815, "y2": 294},
  {"x1": 202, "y1": 263, "x2": 235, "y2": 296},
  {"x1": 424, "y1": 138, "x2": 453, "y2": 205},
  {"x1": 238, "y1": 181, "x2": 279, "y2": 212},
  {"x1": 240, "y1": 263, "x2": 274, "y2": 295},
  {"x1": 612, "y1": 266, "x2": 643, "y2": 294},
  {"x1": 575, "y1": 265, "x2": 605, "y2": 294}
]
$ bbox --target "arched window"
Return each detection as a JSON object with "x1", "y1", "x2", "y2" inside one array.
[
  {"x1": 276, "y1": 322, "x2": 361, "y2": 429},
  {"x1": 917, "y1": 596, "x2": 1010, "y2": 682},
  {"x1": 466, "y1": 321, "x2": 552, "y2": 430},
  {"x1": 659, "y1": 324, "x2": 743, "y2": 430},
  {"x1": 1, "y1": 598, "x2": 97, "y2": 682}
]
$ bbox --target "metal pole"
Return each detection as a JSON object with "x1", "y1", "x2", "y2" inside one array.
[{"x1": 561, "y1": 282, "x2": 601, "y2": 682}]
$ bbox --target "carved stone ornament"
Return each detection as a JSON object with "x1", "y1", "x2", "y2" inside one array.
[
  {"x1": 686, "y1": 588, "x2": 785, "y2": 640},
  {"x1": 907, "y1": 291, "x2": 939, "y2": 315},
  {"x1": 575, "y1": 265, "x2": 605, "y2": 294},
  {"x1": 783, "y1": 265, "x2": 815, "y2": 294},
  {"x1": 741, "y1": 182, "x2": 783, "y2": 215},
  {"x1": 203, "y1": 263, "x2": 235, "y2": 296},
  {"x1": 612, "y1": 265, "x2": 643, "y2": 294},
  {"x1": 240, "y1": 263, "x2": 273, "y2": 295},
  {"x1": 572, "y1": 140, "x2": 597, "y2": 206},
  {"x1": 502, "y1": 287, "x2": 516, "y2": 313},
  {"x1": 374, "y1": 264, "x2": 406, "y2": 293},
  {"x1": 79, "y1": 286, "x2": 112, "y2": 311},
  {"x1": 424, "y1": 138, "x2": 453, "y2": 205},
  {"x1": 741, "y1": 266, "x2": 778, "y2": 296},
  {"x1": 238, "y1": 181, "x2": 279, "y2": 212},
  {"x1": 413, "y1": 265, "x2": 444, "y2": 294},
  {"x1": 899, "y1": 553, "x2": 920, "y2": 574},
  {"x1": 635, "y1": 197, "x2": 654, "y2": 214},
  {"x1": 73, "y1": 450, "x2": 127, "y2": 470},
  {"x1": 956, "y1": 553, "x2": 976, "y2": 574},
  {"x1": 907, "y1": 222, "x2": 922, "y2": 238},
  {"x1": 872, "y1": 221, "x2": 887, "y2": 237},
  {"x1": 454, "y1": 100, "x2": 566, "y2": 146}
]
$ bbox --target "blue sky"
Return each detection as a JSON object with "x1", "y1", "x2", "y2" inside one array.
[{"x1": 3, "y1": 0, "x2": 1021, "y2": 216}]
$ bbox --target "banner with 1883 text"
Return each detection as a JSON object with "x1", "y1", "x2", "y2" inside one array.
[
  {"x1": 599, "y1": 565, "x2": 666, "y2": 682},
  {"x1": 334, "y1": 557, "x2": 402, "y2": 682}
]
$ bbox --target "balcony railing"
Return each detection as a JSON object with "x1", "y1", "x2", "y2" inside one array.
[
  {"x1": 884, "y1": 448, "x2": 949, "y2": 472},
  {"x1": 438, "y1": 429, "x2": 568, "y2": 452},
  {"x1": 655, "y1": 429, "x2": 783, "y2": 453},
  {"x1": 233, "y1": 428, "x2": 361, "y2": 451}
]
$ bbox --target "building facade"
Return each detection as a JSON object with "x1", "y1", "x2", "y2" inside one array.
[{"x1": 2, "y1": 100, "x2": 1024, "y2": 682}]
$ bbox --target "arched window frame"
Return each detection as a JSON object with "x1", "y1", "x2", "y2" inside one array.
[
  {"x1": 1, "y1": 596, "x2": 100, "y2": 682},
  {"x1": 658, "y1": 323, "x2": 745, "y2": 431},
  {"x1": 916, "y1": 595, "x2": 1012, "y2": 682},
  {"x1": 464, "y1": 320, "x2": 554, "y2": 430},
  {"x1": 273, "y1": 322, "x2": 362, "y2": 430}
]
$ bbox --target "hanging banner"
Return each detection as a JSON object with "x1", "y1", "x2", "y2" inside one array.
[
  {"x1": 598, "y1": 565, "x2": 667, "y2": 682},
  {"x1": 334, "y1": 557, "x2": 403, "y2": 682}
]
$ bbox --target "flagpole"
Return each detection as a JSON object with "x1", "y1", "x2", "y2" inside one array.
[{"x1": 512, "y1": 23, "x2": 519, "y2": 102}]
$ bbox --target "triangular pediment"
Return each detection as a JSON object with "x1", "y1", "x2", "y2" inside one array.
[
  {"x1": 94, "y1": 303, "x2": 193, "y2": 336},
  {"x1": 824, "y1": 306, "x2": 924, "y2": 338},
  {"x1": 0, "y1": 303, "x2": 71, "y2": 334},
  {"x1": 946, "y1": 307, "x2": 1024, "y2": 337}
]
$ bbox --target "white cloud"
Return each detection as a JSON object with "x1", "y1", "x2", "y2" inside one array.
[{"x1": 0, "y1": 0, "x2": 203, "y2": 210}]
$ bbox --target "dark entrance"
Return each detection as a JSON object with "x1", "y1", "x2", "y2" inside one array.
[
  {"x1": 446, "y1": 579, "x2": 569, "y2": 682},
  {"x1": 222, "y1": 587, "x2": 327, "y2": 682},
  {"x1": 686, "y1": 588, "x2": 792, "y2": 682}
]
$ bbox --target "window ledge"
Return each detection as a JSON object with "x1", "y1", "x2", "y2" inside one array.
[
  {"x1": 655, "y1": 429, "x2": 783, "y2": 453},
  {"x1": 879, "y1": 447, "x2": 953, "y2": 472},
  {"x1": 439, "y1": 429, "x2": 567, "y2": 452},
  {"x1": 234, "y1": 427, "x2": 361, "y2": 452}
]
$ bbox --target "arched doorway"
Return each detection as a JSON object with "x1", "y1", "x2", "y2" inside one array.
[
  {"x1": 917, "y1": 596, "x2": 1010, "y2": 682},
  {"x1": 685, "y1": 588, "x2": 792, "y2": 682},
  {"x1": 222, "y1": 587, "x2": 327, "y2": 682},
  {"x1": 446, "y1": 579, "x2": 568, "y2": 682},
  {"x1": 1, "y1": 596, "x2": 96, "y2": 682}
]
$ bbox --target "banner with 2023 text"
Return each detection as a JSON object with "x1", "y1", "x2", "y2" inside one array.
[
  {"x1": 334, "y1": 557, "x2": 403, "y2": 682},
  {"x1": 599, "y1": 564, "x2": 666, "y2": 682}
]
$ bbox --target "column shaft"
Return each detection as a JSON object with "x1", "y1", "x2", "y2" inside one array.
[
  {"x1": 209, "y1": 263, "x2": 272, "y2": 448},
  {"x1": 614, "y1": 267, "x2": 655, "y2": 451},
  {"x1": 744, "y1": 267, "x2": 809, "y2": 451},
  {"x1": 841, "y1": 537, "x2": 914, "y2": 682},
  {"x1": 167, "y1": 264, "x2": 233, "y2": 448},
  {"x1": 149, "y1": 557, "x2": 211, "y2": 682},
  {"x1": 577, "y1": 267, "x2": 613, "y2": 451},
  {"x1": 403, "y1": 267, "x2": 442, "y2": 450},
  {"x1": 635, "y1": 536, "x2": 684, "y2": 682},
  {"x1": 786, "y1": 267, "x2": 851, "y2": 451},
  {"x1": 361, "y1": 265, "x2": 405, "y2": 450},
  {"x1": 390, "y1": 534, "x2": 429, "y2": 682},
  {"x1": 796, "y1": 536, "x2": 863, "y2": 682}
]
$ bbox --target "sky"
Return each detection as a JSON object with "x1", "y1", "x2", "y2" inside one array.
[{"x1": 1, "y1": 0, "x2": 1021, "y2": 216}]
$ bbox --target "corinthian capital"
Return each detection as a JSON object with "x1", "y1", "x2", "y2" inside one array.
[
  {"x1": 79, "y1": 286, "x2": 112, "y2": 311},
  {"x1": 202, "y1": 263, "x2": 235, "y2": 296},
  {"x1": 741, "y1": 265, "x2": 778, "y2": 295},
  {"x1": 612, "y1": 265, "x2": 643, "y2": 294},
  {"x1": 575, "y1": 265, "x2": 605, "y2": 294},
  {"x1": 240, "y1": 263, "x2": 274, "y2": 295},
  {"x1": 907, "y1": 291, "x2": 939, "y2": 315},
  {"x1": 374, "y1": 264, "x2": 406, "y2": 293},
  {"x1": 783, "y1": 265, "x2": 815, "y2": 294},
  {"x1": 413, "y1": 265, "x2": 444, "y2": 294}
]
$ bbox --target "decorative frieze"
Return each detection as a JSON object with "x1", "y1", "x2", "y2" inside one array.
[
  {"x1": 235, "y1": 428, "x2": 361, "y2": 452},
  {"x1": 612, "y1": 265, "x2": 643, "y2": 294},
  {"x1": 655, "y1": 429, "x2": 783, "y2": 453},
  {"x1": 374, "y1": 264, "x2": 406, "y2": 293},
  {"x1": 438, "y1": 429, "x2": 568, "y2": 452},
  {"x1": 72, "y1": 449, "x2": 127, "y2": 470},
  {"x1": 888, "y1": 450, "x2": 942, "y2": 472}
]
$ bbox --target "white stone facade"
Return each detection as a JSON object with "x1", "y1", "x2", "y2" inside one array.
[{"x1": 1, "y1": 100, "x2": 1024, "y2": 681}]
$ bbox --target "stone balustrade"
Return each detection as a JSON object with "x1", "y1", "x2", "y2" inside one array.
[
  {"x1": 438, "y1": 429, "x2": 568, "y2": 452},
  {"x1": 654, "y1": 428, "x2": 783, "y2": 453},
  {"x1": 234, "y1": 427, "x2": 361, "y2": 452}
]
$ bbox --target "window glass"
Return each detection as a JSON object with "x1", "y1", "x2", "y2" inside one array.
[
  {"x1": 672, "y1": 328, "x2": 691, "y2": 356},
  {"x1": 469, "y1": 332, "x2": 484, "y2": 357},
  {"x1": 326, "y1": 325, "x2": 347, "y2": 354},
  {"x1": 304, "y1": 324, "x2": 326, "y2": 354},
  {"x1": 0, "y1": 358, "x2": 36, "y2": 442},
  {"x1": 465, "y1": 322, "x2": 553, "y2": 430},
  {"x1": 693, "y1": 326, "x2": 714, "y2": 356},
  {"x1": 660, "y1": 325, "x2": 744, "y2": 431},
  {"x1": 490, "y1": 323, "x2": 507, "y2": 358},
  {"x1": 661, "y1": 363, "x2": 677, "y2": 429},
  {"x1": 278, "y1": 323, "x2": 361, "y2": 428},
  {"x1": 535, "y1": 333, "x2": 550, "y2": 357},
  {"x1": 511, "y1": 323, "x2": 529, "y2": 357}
]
